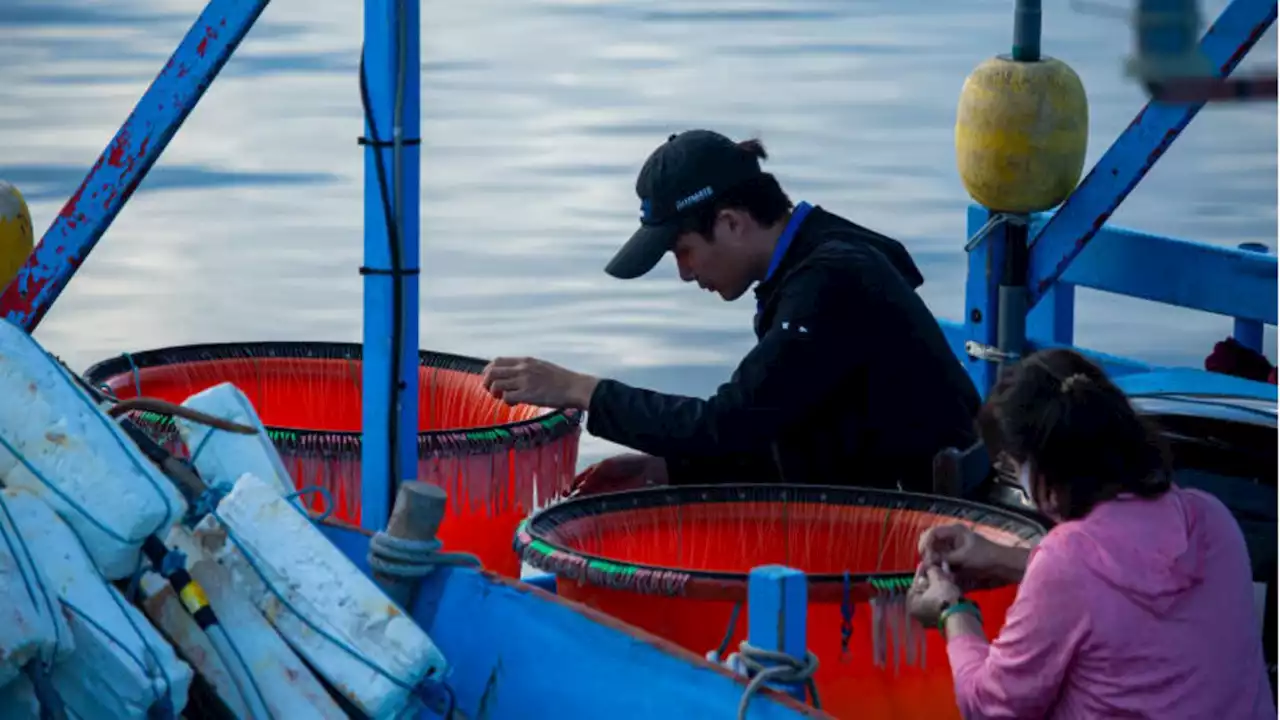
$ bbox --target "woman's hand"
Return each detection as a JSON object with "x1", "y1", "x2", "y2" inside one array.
[
  {"x1": 480, "y1": 357, "x2": 599, "y2": 410},
  {"x1": 569, "y1": 454, "x2": 668, "y2": 497},
  {"x1": 907, "y1": 563, "x2": 962, "y2": 628},
  {"x1": 918, "y1": 523, "x2": 1027, "y2": 590}
]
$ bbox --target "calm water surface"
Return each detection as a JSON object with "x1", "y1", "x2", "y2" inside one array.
[{"x1": 1, "y1": 0, "x2": 1275, "y2": 465}]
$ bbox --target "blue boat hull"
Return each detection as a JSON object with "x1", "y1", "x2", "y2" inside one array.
[{"x1": 318, "y1": 522, "x2": 826, "y2": 720}]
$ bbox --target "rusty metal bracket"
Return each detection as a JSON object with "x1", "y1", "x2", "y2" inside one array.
[{"x1": 0, "y1": 0, "x2": 270, "y2": 332}]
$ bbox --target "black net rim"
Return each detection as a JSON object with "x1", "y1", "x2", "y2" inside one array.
[
  {"x1": 516, "y1": 483, "x2": 1047, "y2": 588},
  {"x1": 81, "y1": 341, "x2": 583, "y2": 443}
]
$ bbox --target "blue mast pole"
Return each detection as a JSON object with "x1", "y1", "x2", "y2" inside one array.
[{"x1": 360, "y1": 0, "x2": 421, "y2": 532}]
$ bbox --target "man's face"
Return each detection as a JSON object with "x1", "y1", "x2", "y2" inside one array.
[{"x1": 671, "y1": 210, "x2": 754, "y2": 301}]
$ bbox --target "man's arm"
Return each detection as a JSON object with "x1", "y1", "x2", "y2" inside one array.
[
  {"x1": 664, "y1": 452, "x2": 781, "y2": 486},
  {"x1": 585, "y1": 253, "x2": 883, "y2": 458}
]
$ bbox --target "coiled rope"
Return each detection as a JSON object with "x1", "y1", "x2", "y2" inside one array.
[
  {"x1": 367, "y1": 533, "x2": 482, "y2": 579},
  {"x1": 733, "y1": 641, "x2": 821, "y2": 720}
]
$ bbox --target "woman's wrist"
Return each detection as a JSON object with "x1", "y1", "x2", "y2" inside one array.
[
  {"x1": 937, "y1": 597, "x2": 981, "y2": 632},
  {"x1": 940, "y1": 599, "x2": 986, "y2": 641}
]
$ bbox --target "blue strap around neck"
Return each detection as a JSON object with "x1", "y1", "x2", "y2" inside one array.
[
  {"x1": 764, "y1": 201, "x2": 813, "y2": 283},
  {"x1": 756, "y1": 201, "x2": 813, "y2": 315}
]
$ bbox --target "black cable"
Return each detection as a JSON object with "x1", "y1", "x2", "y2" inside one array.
[{"x1": 358, "y1": 47, "x2": 406, "y2": 515}]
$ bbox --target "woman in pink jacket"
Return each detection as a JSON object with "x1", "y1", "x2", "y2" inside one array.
[{"x1": 908, "y1": 348, "x2": 1275, "y2": 719}]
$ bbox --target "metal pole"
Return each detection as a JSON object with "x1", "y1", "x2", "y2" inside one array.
[
  {"x1": 360, "y1": 0, "x2": 421, "y2": 532},
  {"x1": 1012, "y1": 0, "x2": 1042, "y2": 61},
  {"x1": 998, "y1": 0, "x2": 1042, "y2": 368},
  {"x1": 1233, "y1": 242, "x2": 1269, "y2": 353},
  {"x1": 997, "y1": 219, "x2": 1030, "y2": 370}
]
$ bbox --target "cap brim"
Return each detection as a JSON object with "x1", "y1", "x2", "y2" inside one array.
[{"x1": 604, "y1": 222, "x2": 677, "y2": 280}]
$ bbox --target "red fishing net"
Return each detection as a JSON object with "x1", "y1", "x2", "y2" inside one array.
[
  {"x1": 85, "y1": 342, "x2": 582, "y2": 578},
  {"x1": 516, "y1": 485, "x2": 1045, "y2": 718}
]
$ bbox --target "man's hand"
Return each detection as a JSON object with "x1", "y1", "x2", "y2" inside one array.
[
  {"x1": 480, "y1": 356, "x2": 600, "y2": 410},
  {"x1": 569, "y1": 453, "x2": 668, "y2": 497}
]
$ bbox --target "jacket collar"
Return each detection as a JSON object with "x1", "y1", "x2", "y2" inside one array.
[{"x1": 755, "y1": 202, "x2": 822, "y2": 308}]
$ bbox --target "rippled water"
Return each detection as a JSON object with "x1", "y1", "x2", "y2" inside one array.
[{"x1": 1, "y1": 0, "x2": 1275, "y2": 464}]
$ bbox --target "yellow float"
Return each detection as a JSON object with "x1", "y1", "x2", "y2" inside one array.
[
  {"x1": 0, "y1": 180, "x2": 34, "y2": 289},
  {"x1": 954, "y1": 11, "x2": 1089, "y2": 214}
]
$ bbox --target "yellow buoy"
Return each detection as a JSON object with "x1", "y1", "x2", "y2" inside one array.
[
  {"x1": 955, "y1": 55, "x2": 1089, "y2": 214},
  {"x1": 0, "y1": 180, "x2": 34, "y2": 290}
]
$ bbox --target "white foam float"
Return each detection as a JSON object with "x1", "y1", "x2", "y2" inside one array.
[
  {"x1": 194, "y1": 472, "x2": 449, "y2": 719},
  {"x1": 0, "y1": 490, "x2": 74, "y2": 688},
  {"x1": 173, "y1": 382, "x2": 296, "y2": 497},
  {"x1": 0, "y1": 319, "x2": 187, "y2": 580},
  {"x1": 2, "y1": 487, "x2": 192, "y2": 718},
  {"x1": 142, "y1": 525, "x2": 348, "y2": 719}
]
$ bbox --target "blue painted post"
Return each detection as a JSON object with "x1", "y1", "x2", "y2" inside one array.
[
  {"x1": 962, "y1": 206, "x2": 1010, "y2": 397},
  {"x1": 1023, "y1": 213, "x2": 1075, "y2": 347},
  {"x1": 0, "y1": 0, "x2": 270, "y2": 332},
  {"x1": 1027, "y1": 282, "x2": 1074, "y2": 346},
  {"x1": 1025, "y1": 0, "x2": 1277, "y2": 310},
  {"x1": 360, "y1": 0, "x2": 422, "y2": 533},
  {"x1": 746, "y1": 565, "x2": 808, "y2": 703},
  {"x1": 1233, "y1": 242, "x2": 1269, "y2": 353}
]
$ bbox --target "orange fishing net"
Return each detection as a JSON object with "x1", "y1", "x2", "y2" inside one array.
[
  {"x1": 85, "y1": 342, "x2": 582, "y2": 578},
  {"x1": 516, "y1": 485, "x2": 1044, "y2": 719}
]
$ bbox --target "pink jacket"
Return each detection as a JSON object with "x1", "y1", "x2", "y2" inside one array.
[{"x1": 947, "y1": 486, "x2": 1275, "y2": 719}]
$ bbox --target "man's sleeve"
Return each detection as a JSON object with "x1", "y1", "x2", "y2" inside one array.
[
  {"x1": 664, "y1": 452, "x2": 781, "y2": 486},
  {"x1": 585, "y1": 256, "x2": 877, "y2": 458}
]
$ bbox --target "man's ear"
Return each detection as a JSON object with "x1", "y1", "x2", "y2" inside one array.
[{"x1": 718, "y1": 207, "x2": 747, "y2": 238}]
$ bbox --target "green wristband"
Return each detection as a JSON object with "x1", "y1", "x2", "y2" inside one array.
[{"x1": 937, "y1": 598, "x2": 982, "y2": 633}]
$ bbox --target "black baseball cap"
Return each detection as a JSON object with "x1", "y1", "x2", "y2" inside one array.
[{"x1": 604, "y1": 129, "x2": 765, "y2": 280}]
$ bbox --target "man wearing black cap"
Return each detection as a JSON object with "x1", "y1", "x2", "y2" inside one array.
[{"x1": 481, "y1": 130, "x2": 981, "y2": 494}]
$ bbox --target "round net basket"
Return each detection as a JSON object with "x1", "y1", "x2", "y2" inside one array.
[
  {"x1": 515, "y1": 484, "x2": 1045, "y2": 718},
  {"x1": 84, "y1": 341, "x2": 583, "y2": 577}
]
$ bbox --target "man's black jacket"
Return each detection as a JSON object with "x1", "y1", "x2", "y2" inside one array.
[{"x1": 585, "y1": 206, "x2": 982, "y2": 491}]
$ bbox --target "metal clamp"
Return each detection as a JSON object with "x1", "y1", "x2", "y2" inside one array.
[
  {"x1": 964, "y1": 213, "x2": 1028, "y2": 252},
  {"x1": 965, "y1": 341, "x2": 1021, "y2": 364}
]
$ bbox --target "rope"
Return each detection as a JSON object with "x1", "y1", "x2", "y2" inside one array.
[
  {"x1": 182, "y1": 418, "x2": 334, "y2": 527},
  {"x1": 367, "y1": 532, "x2": 482, "y2": 579},
  {"x1": 122, "y1": 351, "x2": 143, "y2": 398},
  {"x1": 705, "y1": 601, "x2": 743, "y2": 664},
  {"x1": 839, "y1": 571, "x2": 854, "y2": 659},
  {"x1": 734, "y1": 641, "x2": 821, "y2": 720},
  {"x1": 284, "y1": 486, "x2": 334, "y2": 524},
  {"x1": 188, "y1": 426, "x2": 217, "y2": 467}
]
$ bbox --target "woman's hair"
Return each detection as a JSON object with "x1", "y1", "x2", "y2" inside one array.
[
  {"x1": 678, "y1": 138, "x2": 793, "y2": 238},
  {"x1": 976, "y1": 348, "x2": 1171, "y2": 520}
]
